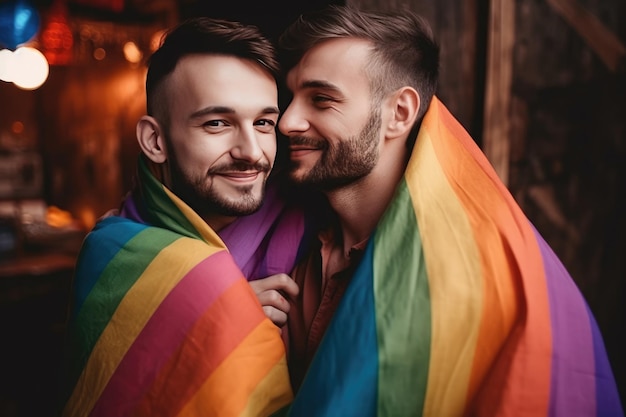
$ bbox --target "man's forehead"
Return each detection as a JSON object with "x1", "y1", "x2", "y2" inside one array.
[
  {"x1": 163, "y1": 54, "x2": 278, "y2": 117},
  {"x1": 308, "y1": 37, "x2": 372, "y2": 58},
  {"x1": 174, "y1": 53, "x2": 274, "y2": 81},
  {"x1": 287, "y1": 38, "x2": 372, "y2": 90}
]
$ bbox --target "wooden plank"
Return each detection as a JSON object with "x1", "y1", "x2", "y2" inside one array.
[
  {"x1": 459, "y1": 0, "x2": 479, "y2": 136},
  {"x1": 547, "y1": 0, "x2": 626, "y2": 72},
  {"x1": 482, "y1": 0, "x2": 515, "y2": 185}
]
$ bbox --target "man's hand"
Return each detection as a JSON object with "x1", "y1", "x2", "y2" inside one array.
[{"x1": 249, "y1": 274, "x2": 299, "y2": 329}]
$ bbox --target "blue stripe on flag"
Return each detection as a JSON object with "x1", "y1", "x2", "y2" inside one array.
[
  {"x1": 290, "y1": 241, "x2": 379, "y2": 417},
  {"x1": 72, "y1": 216, "x2": 146, "y2": 317}
]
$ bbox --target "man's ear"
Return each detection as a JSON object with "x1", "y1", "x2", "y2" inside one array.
[
  {"x1": 136, "y1": 115, "x2": 167, "y2": 163},
  {"x1": 385, "y1": 87, "x2": 420, "y2": 140}
]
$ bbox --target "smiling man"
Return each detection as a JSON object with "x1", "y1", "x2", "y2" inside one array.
[
  {"x1": 59, "y1": 17, "x2": 301, "y2": 417},
  {"x1": 277, "y1": 5, "x2": 623, "y2": 417},
  {"x1": 139, "y1": 52, "x2": 278, "y2": 229}
]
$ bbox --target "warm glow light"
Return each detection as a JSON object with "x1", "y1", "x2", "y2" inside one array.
[
  {"x1": 45, "y1": 205, "x2": 74, "y2": 228},
  {"x1": 11, "y1": 120, "x2": 24, "y2": 134},
  {"x1": 150, "y1": 30, "x2": 166, "y2": 52},
  {"x1": 93, "y1": 47, "x2": 106, "y2": 60},
  {"x1": 12, "y1": 47, "x2": 49, "y2": 90},
  {"x1": 0, "y1": 49, "x2": 15, "y2": 82},
  {"x1": 78, "y1": 206, "x2": 96, "y2": 230},
  {"x1": 39, "y1": 0, "x2": 74, "y2": 66},
  {"x1": 123, "y1": 41, "x2": 142, "y2": 63}
]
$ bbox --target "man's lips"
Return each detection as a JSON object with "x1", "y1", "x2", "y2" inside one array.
[
  {"x1": 289, "y1": 145, "x2": 321, "y2": 158},
  {"x1": 213, "y1": 171, "x2": 263, "y2": 182}
]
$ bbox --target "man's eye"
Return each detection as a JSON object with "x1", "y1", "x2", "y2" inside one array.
[
  {"x1": 312, "y1": 95, "x2": 333, "y2": 103},
  {"x1": 203, "y1": 120, "x2": 228, "y2": 127},
  {"x1": 255, "y1": 119, "x2": 276, "y2": 127}
]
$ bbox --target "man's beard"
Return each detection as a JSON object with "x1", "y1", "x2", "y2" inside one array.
[
  {"x1": 288, "y1": 108, "x2": 381, "y2": 191},
  {"x1": 169, "y1": 157, "x2": 270, "y2": 219}
]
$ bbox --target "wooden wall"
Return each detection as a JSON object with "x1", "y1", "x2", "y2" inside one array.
[{"x1": 352, "y1": 0, "x2": 486, "y2": 137}]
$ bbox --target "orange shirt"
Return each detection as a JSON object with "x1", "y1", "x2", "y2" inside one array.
[{"x1": 283, "y1": 226, "x2": 367, "y2": 391}]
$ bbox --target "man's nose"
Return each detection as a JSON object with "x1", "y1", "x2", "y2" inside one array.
[
  {"x1": 278, "y1": 101, "x2": 310, "y2": 135},
  {"x1": 231, "y1": 127, "x2": 264, "y2": 162}
]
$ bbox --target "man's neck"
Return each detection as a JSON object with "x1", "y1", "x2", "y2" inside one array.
[
  {"x1": 204, "y1": 214, "x2": 238, "y2": 233},
  {"x1": 325, "y1": 146, "x2": 409, "y2": 255}
]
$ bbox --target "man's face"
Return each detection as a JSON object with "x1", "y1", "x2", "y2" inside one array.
[
  {"x1": 162, "y1": 55, "x2": 278, "y2": 221},
  {"x1": 278, "y1": 38, "x2": 382, "y2": 190}
]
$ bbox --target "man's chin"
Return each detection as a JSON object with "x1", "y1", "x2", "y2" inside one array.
[
  {"x1": 288, "y1": 172, "x2": 360, "y2": 191},
  {"x1": 216, "y1": 192, "x2": 265, "y2": 217},
  {"x1": 218, "y1": 203, "x2": 263, "y2": 217},
  {"x1": 288, "y1": 169, "x2": 312, "y2": 185}
]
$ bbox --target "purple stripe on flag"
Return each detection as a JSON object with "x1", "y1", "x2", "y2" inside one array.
[
  {"x1": 219, "y1": 184, "x2": 304, "y2": 280},
  {"x1": 533, "y1": 228, "x2": 596, "y2": 417},
  {"x1": 587, "y1": 302, "x2": 623, "y2": 417}
]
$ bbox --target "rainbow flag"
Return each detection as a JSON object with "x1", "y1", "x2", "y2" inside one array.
[
  {"x1": 283, "y1": 97, "x2": 623, "y2": 416},
  {"x1": 60, "y1": 157, "x2": 300, "y2": 417}
]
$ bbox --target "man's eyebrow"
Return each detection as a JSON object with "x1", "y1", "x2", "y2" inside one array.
[
  {"x1": 261, "y1": 106, "x2": 281, "y2": 115},
  {"x1": 300, "y1": 80, "x2": 342, "y2": 94},
  {"x1": 190, "y1": 106, "x2": 234, "y2": 119},
  {"x1": 190, "y1": 105, "x2": 280, "y2": 119}
]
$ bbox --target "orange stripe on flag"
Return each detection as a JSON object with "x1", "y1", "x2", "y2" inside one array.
[
  {"x1": 177, "y1": 322, "x2": 292, "y2": 417},
  {"x1": 132, "y1": 278, "x2": 282, "y2": 416},
  {"x1": 429, "y1": 98, "x2": 552, "y2": 414}
]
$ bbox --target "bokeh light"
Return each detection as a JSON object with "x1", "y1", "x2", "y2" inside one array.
[
  {"x1": 11, "y1": 120, "x2": 24, "y2": 134},
  {"x1": 0, "y1": 48, "x2": 15, "y2": 81},
  {"x1": 123, "y1": 41, "x2": 142, "y2": 64},
  {"x1": 11, "y1": 46, "x2": 49, "y2": 90},
  {"x1": 0, "y1": 0, "x2": 40, "y2": 49}
]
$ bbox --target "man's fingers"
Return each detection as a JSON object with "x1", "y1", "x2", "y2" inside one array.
[
  {"x1": 250, "y1": 273, "x2": 299, "y2": 298},
  {"x1": 277, "y1": 274, "x2": 299, "y2": 298},
  {"x1": 262, "y1": 306, "x2": 288, "y2": 327},
  {"x1": 250, "y1": 274, "x2": 299, "y2": 328},
  {"x1": 266, "y1": 273, "x2": 299, "y2": 297},
  {"x1": 257, "y1": 290, "x2": 290, "y2": 312}
]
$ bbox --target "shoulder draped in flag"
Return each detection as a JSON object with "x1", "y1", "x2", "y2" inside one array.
[
  {"x1": 60, "y1": 156, "x2": 300, "y2": 417},
  {"x1": 283, "y1": 97, "x2": 623, "y2": 417}
]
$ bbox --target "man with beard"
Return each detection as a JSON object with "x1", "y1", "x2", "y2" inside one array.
[
  {"x1": 60, "y1": 17, "x2": 302, "y2": 417},
  {"x1": 276, "y1": 5, "x2": 623, "y2": 417}
]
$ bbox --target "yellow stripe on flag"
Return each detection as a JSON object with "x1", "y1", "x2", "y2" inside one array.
[{"x1": 406, "y1": 129, "x2": 483, "y2": 417}]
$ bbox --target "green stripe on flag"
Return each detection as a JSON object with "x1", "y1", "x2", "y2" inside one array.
[{"x1": 374, "y1": 179, "x2": 431, "y2": 416}]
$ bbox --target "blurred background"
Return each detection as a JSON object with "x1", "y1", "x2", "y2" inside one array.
[{"x1": 0, "y1": 0, "x2": 624, "y2": 415}]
